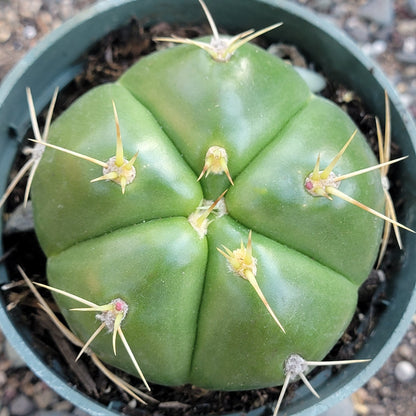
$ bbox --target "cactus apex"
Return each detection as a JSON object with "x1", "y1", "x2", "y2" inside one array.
[{"x1": 188, "y1": 189, "x2": 228, "y2": 237}]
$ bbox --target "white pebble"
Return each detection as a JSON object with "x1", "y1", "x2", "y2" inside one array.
[
  {"x1": 23, "y1": 25, "x2": 37, "y2": 40},
  {"x1": 293, "y1": 66, "x2": 326, "y2": 93},
  {"x1": 394, "y1": 360, "x2": 416, "y2": 383},
  {"x1": 403, "y1": 36, "x2": 416, "y2": 54},
  {"x1": 362, "y1": 40, "x2": 387, "y2": 57}
]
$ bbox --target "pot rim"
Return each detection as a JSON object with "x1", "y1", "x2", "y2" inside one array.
[{"x1": 1, "y1": 1, "x2": 416, "y2": 415}]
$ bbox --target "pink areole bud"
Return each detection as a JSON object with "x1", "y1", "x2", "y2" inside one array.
[
  {"x1": 115, "y1": 300, "x2": 125, "y2": 312},
  {"x1": 305, "y1": 180, "x2": 313, "y2": 190}
]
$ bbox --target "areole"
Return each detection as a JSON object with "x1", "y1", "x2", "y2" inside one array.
[{"x1": 0, "y1": 1, "x2": 416, "y2": 416}]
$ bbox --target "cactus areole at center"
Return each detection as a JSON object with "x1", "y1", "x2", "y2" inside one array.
[{"x1": 30, "y1": 27, "x2": 385, "y2": 391}]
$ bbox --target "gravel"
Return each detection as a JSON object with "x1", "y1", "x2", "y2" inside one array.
[{"x1": 1, "y1": 0, "x2": 415, "y2": 415}]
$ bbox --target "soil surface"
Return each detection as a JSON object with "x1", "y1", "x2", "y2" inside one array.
[{"x1": 0, "y1": 1, "x2": 415, "y2": 416}]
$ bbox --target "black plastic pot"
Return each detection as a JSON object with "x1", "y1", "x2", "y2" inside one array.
[{"x1": 1, "y1": 1, "x2": 416, "y2": 415}]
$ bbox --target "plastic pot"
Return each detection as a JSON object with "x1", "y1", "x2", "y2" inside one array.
[{"x1": 0, "y1": 0, "x2": 415, "y2": 415}]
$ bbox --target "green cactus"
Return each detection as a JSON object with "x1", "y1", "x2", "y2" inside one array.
[{"x1": 17, "y1": 0, "x2": 411, "y2": 405}]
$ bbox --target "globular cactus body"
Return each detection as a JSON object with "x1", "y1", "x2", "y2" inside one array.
[{"x1": 31, "y1": 36, "x2": 384, "y2": 390}]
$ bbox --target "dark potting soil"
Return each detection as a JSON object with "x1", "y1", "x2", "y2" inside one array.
[{"x1": 1, "y1": 18, "x2": 404, "y2": 416}]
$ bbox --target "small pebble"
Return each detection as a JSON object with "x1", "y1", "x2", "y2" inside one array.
[
  {"x1": 403, "y1": 37, "x2": 416, "y2": 54},
  {"x1": 367, "y1": 404, "x2": 386, "y2": 415},
  {"x1": 33, "y1": 387, "x2": 57, "y2": 409},
  {"x1": 380, "y1": 386, "x2": 392, "y2": 397},
  {"x1": 361, "y1": 40, "x2": 387, "y2": 56},
  {"x1": 71, "y1": 409, "x2": 90, "y2": 416},
  {"x1": 367, "y1": 376, "x2": 383, "y2": 390},
  {"x1": 18, "y1": 0, "x2": 42, "y2": 18},
  {"x1": 4, "y1": 202, "x2": 34, "y2": 235},
  {"x1": 376, "y1": 269, "x2": 386, "y2": 282},
  {"x1": 394, "y1": 361, "x2": 416, "y2": 383},
  {"x1": 319, "y1": 396, "x2": 357, "y2": 416},
  {"x1": 309, "y1": 0, "x2": 332, "y2": 13},
  {"x1": 332, "y1": 3, "x2": 355, "y2": 18},
  {"x1": 358, "y1": 0, "x2": 394, "y2": 26},
  {"x1": 0, "y1": 21, "x2": 12, "y2": 43},
  {"x1": 344, "y1": 16, "x2": 370, "y2": 43},
  {"x1": 23, "y1": 25, "x2": 37, "y2": 40},
  {"x1": 0, "y1": 370, "x2": 7, "y2": 387},
  {"x1": 2, "y1": 386, "x2": 17, "y2": 405},
  {"x1": 59, "y1": 0, "x2": 75, "y2": 20},
  {"x1": 51, "y1": 401, "x2": 73, "y2": 413},
  {"x1": 398, "y1": 344, "x2": 414, "y2": 361},
  {"x1": 36, "y1": 11, "x2": 54, "y2": 33},
  {"x1": 396, "y1": 36, "x2": 416, "y2": 64},
  {"x1": 293, "y1": 66, "x2": 326, "y2": 93},
  {"x1": 4, "y1": 341, "x2": 26, "y2": 369},
  {"x1": 9, "y1": 394, "x2": 35, "y2": 416},
  {"x1": 397, "y1": 19, "x2": 416, "y2": 37},
  {"x1": 351, "y1": 388, "x2": 370, "y2": 415},
  {"x1": 158, "y1": 401, "x2": 191, "y2": 409},
  {"x1": 396, "y1": 51, "x2": 416, "y2": 65},
  {"x1": 408, "y1": 0, "x2": 416, "y2": 16}
]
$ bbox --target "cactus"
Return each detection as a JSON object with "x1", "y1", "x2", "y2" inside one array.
[{"x1": 3, "y1": 0, "x2": 413, "y2": 412}]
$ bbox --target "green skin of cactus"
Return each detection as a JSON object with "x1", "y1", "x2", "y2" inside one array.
[{"x1": 31, "y1": 38, "x2": 384, "y2": 390}]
